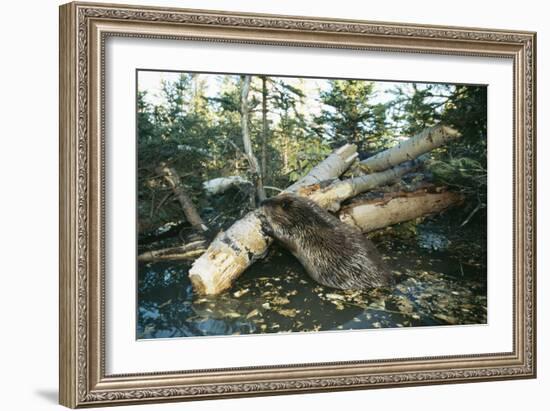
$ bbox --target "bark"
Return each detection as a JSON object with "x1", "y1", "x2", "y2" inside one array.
[
  {"x1": 138, "y1": 240, "x2": 207, "y2": 262},
  {"x1": 338, "y1": 187, "x2": 464, "y2": 233},
  {"x1": 188, "y1": 143, "x2": 358, "y2": 295},
  {"x1": 360, "y1": 125, "x2": 460, "y2": 172},
  {"x1": 303, "y1": 158, "x2": 423, "y2": 212},
  {"x1": 156, "y1": 164, "x2": 208, "y2": 232},
  {"x1": 241, "y1": 75, "x2": 266, "y2": 204}
]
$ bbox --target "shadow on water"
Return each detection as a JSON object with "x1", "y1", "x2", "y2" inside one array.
[{"x1": 137, "y1": 219, "x2": 487, "y2": 339}]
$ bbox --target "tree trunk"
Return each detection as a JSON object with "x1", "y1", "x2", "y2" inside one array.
[
  {"x1": 303, "y1": 158, "x2": 423, "y2": 212},
  {"x1": 261, "y1": 76, "x2": 268, "y2": 179},
  {"x1": 360, "y1": 125, "x2": 460, "y2": 172},
  {"x1": 241, "y1": 75, "x2": 266, "y2": 204},
  {"x1": 188, "y1": 143, "x2": 358, "y2": 295},
  {"x1": 156, "y1": 164, "x2": 208, "y2": 232},
  {"x1": 339, "y1": 187, "x2": 464, "y2": 233}
]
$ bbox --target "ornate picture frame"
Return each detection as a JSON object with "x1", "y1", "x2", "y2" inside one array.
[{"x1": 59, "y1": 1, "x2": 536, "y2": 408}]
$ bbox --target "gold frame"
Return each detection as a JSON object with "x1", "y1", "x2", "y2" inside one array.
[{"x1": 59, "y1": 1, "x2": 537, "y2": 408}]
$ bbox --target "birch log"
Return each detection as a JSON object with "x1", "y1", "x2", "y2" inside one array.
[
  {"x1": 188, "y1": 143, "x2": 358, "y2": 295},
  {"x1": 339, "y1": 188, "x2": 464, "y2": 233},
  {"x1": 304, "y1": 159, "x2": 423, "y2": 212},
  {"x1": 360, "y1": 125, "x2": 460, "y2": 172},
  {"x1": 285, "y1": 144, "x2": 358, "y2": 192},
  {"x1": 203, "y1": 176, "x2": 251, "y2": 195}
]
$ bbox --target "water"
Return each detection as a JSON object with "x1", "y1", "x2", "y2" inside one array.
[{"x1": 137, "y1": 220, "x2": 487, "y2": 339}]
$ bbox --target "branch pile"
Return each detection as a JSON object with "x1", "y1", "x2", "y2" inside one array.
[{"x1": 185, "y1": 124, "x2": 463, "y2": 295}]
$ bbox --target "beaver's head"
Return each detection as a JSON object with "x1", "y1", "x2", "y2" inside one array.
[
  {"x1": 259, "y1": 193, "x2": 326, "y2": 235},
  {"x1": 259, "y1": 194, "x2": 301, "y2": 230}
]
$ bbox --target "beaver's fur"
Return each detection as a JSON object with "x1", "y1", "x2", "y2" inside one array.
[{"x1": 259, "y1": 194, "x2": 393, "y2": 290}]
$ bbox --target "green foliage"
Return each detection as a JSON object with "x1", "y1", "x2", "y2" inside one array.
[
  {"x1": 427, "y1": 158, "x2": 486, "y2": 194},
  {"x1": 440, "y1": 85, "x2": 487, "y2": 166},
  {"x1": 137, "y1": 74, "x2": 219, "y2": 230},
  {"x1": 315, "y1": 80, "x2": 389, "y2": 152},
  {"x1": 390, "y1": 83, "x2": 487, "y2": 212},
  {"x1": 137, "y1": 73, "x2": 487, "y2": 235},
  {"x1": 389, "y1": 83, "x2": 443, "y2": 135}
]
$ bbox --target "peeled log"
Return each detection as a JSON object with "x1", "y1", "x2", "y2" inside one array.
[
  {"x1": 360, "y1": 125, "x2": 460, "y2": 172},
  {"x1": 339, "y1": 188, "x2": 464, "y2": 233},
  {"x1": 189, "y1": 144, "x2": 358, "y2": 295}
]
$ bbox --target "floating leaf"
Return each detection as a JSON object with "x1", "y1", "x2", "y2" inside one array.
[
  {"x1": 278, "y1": 308, "x2": 298, "y2": 318},
  {"x1": 246, "y1": 309, "x2": 260, "y2": 319},
  {"x1": 233, "y1": 288, "x2": 250, "y2": 298}
]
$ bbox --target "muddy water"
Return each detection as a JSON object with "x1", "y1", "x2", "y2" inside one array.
[{"x1": 137, "y1": 221, "x2": 487, "y2": 339}]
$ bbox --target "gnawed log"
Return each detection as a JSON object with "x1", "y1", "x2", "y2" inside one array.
[
  {"x1": 360, "y1": 125, "x2": 460, "y2": 172},
  {"x1": 138, "y1": 240, "x2": 207, "y2": 262},
  {"x1": 338, "y1": 187, "x2": 464, "y2": 233},
  {"x1": 303, "y1": 158, "x2": 423, "y2": 212},
  {"x1": 157, "y1": 164, "x2": 208, "y2": 232},
  {"x1": 189, "y1": 144, "x2": 358, "y2": 295},
  {"x1": 188, "y1": 211, "x2": 271, "y2": 294}
]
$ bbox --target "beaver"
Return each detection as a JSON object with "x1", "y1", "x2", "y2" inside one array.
[{"x1": 259, "y1": 193, "x2": 393, "y2": 290}]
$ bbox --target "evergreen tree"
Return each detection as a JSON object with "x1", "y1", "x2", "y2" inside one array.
[
  {"x1": 388, "y1": 83, "x2": 447, "y2": 136},
  {"x1": 270, "y1": 78, "x2": 331, "y2": 184},
  {"x1": 316, "y1": 79, "x2": 388, "y2": 153}
]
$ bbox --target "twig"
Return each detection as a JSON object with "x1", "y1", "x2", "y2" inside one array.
[
  {"x1": 460, "y1": 198, "x2": 484, "y2": 227},
  {"x1": 154, "y1": 192, "x2": 173, "y2": 215}
]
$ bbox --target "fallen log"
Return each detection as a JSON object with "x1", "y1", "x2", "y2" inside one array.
[
  {"x1": 157, "y1": 164, "x2": 208, "y2": 232},
  {"x1": 188, "y1": 144, "x2": 358, "y2": 295},
  {"x1": 203, "y1": 176, "x2": 251, "y2": 195},
  {"x1": 139, "y1": 185, "x2": 462, "y2": 263},
  {"x1": 285, "y1": 144, "x2": 358, "y2": 192},
  {"x1": 304, "y1": 158, "x2": 423, "y2": 212},
  {"x1": 360, "y1": 125, "x2": 460, "y2": 172},
  {"x1": 338, "y1": 187, "x2": 464, "y2": 233},
  {"x1": 138, "y1": 240, "x2": 207, "y2": 262},
  {"x1": 172, "y1": 126, "x2": 464, "y2": 295}
]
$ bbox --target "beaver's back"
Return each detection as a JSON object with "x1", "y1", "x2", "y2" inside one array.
[{"x1": 259, "y1": 194, "x2": 393, "y2": 290}]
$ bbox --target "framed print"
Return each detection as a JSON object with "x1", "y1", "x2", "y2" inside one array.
[{"x1": 59, "y1": 1, "x2": 537, "y2": 408}]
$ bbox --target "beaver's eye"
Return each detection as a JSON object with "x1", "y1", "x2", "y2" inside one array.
[{"x1": 279, "y1": 198, "x2": 292, "y2": 210}]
